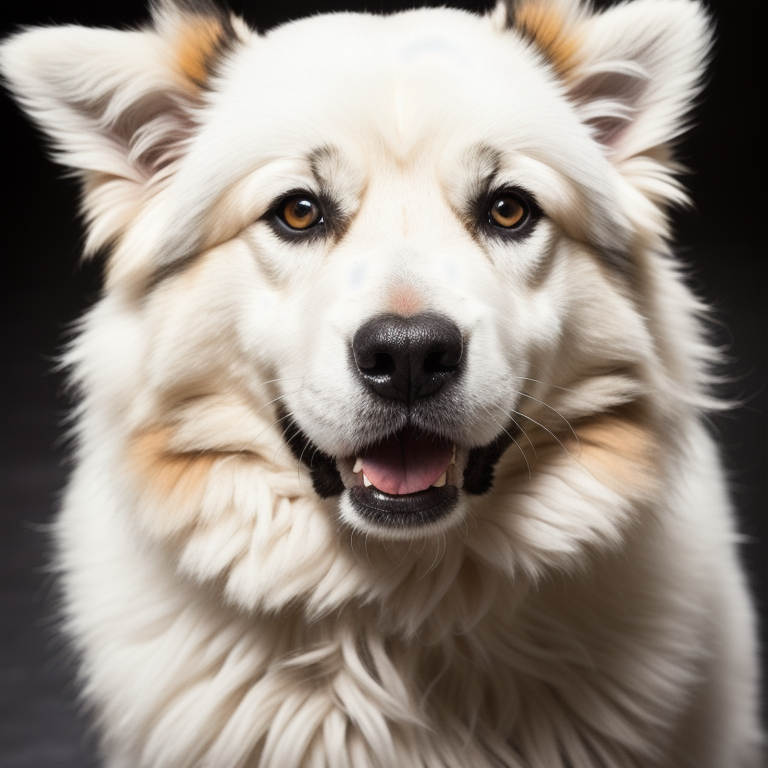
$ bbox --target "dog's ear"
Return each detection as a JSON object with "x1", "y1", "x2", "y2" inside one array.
[
  {"x1": 497, "y1": 0, "x2": 711, "y2": 163},
  {"x1": 0, "y1": 0, "x2": 246, "y2": 260}
]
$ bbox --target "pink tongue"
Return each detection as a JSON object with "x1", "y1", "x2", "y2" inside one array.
[{"x1": 361, "y1": 430, "x2": 454, "y2": 495}]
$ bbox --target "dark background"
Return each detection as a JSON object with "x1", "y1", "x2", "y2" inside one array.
[{"x1": 1, "y1": 1, "x2": 765, "y2": 765}]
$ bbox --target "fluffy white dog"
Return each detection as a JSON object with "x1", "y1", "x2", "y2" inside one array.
[{"x1": 2, "y1": 0, "x2": 763, "y2": 765}]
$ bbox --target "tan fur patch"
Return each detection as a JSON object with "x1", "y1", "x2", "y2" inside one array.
[
  {"x1": 129, "y1": 427, "x2": 220, "y2": 532},
  {"x1": 513, "y1": 1, "x2": 581, "y2": 77},
  {"x1": 175, "y1": 17, "x2": 228, "y2": 87},
  {"x1": 570, "y1": 415, "x2": 660, "y2": 498}
]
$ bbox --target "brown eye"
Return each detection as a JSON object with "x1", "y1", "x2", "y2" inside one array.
[
  {"x1": 489, "y1": 194, "x2": 527, "y2": 229},
  {"x1": 280, "y1": 195, "x2": 322, "y2": 230}
]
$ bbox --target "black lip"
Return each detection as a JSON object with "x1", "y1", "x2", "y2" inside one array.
[
  {"x1": 348, "y1": 485, "x2": 459, "y2": 528},
  {"x1": 281, "y1": 411, "x2": 345, "y2": 498},
  {"x1": 462, "y1": 428, "x2": 516, "y2": 494},
  {"x1": 279, "y1": 407, "x2": 518, "y2": 506}
]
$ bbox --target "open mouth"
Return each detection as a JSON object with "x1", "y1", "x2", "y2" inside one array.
[
  {"x1": 281, "y1": 411, "x2": 515, "y2": 531},
  {"x1": 337, "y1": 428, "x2": 464, "y2": 528}
]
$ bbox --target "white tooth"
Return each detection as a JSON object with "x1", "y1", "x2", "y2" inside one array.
[
  {"x1": 450, "y1": 446, "x2": 456, "y2": 465},
  {"x1": 363, "y1": 473, "x2": 372, "y2": 487},
  {"x1": 353, "y1": 457, "x2": 364, "y2": 474},
  {"x1": 432, "y1": 472, "x2": 447, "y2": 488}
]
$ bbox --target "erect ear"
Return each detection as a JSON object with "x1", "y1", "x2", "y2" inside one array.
[
  {"x1": 496, "y1": 0, "x2": 711, "y2": 164},
  {"x1": 0, "y1": 0, "x2": 246, "y2": 257}
]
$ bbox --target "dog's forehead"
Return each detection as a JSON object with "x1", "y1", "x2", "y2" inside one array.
[
  {"x1": 262, "y1": 8, "x2": 483, "y2": 70},
  {"x1": 202, "y1": 9, "x2": 578, "y2": 167},
  {"x1": 394, "y1": 34, "x2": 469, "y2": 68}
]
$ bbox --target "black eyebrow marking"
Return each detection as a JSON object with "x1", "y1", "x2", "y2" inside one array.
[
  {"x1": 449, "y1": 143, "x2": 503, "y2": 239},
  {"x1": 307, "y1": 144, "x2": 355, "y2": 241},
  {"x1": 466, "y1": 143, "x2": 504, "y2": 200}
]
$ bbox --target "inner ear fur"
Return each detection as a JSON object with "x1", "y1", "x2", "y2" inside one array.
[
  {"x1": 0, "y1": 0, "x2": 245, "y2": 257},
  {"x1": 499, "y1": 0, "x2": 712, "y2": 160}
]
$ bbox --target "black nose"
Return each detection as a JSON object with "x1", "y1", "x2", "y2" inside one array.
[{"x1": 352, "y1": 312, "x2": 463, "y2": 405}]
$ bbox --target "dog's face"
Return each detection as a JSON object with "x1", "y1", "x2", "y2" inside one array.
[
  {"x1": 127, "y1": 7, "x2": 652, "y2": 539},
  {"x1": 2, "y1": 0, "x2": 710, "y2": 606}
]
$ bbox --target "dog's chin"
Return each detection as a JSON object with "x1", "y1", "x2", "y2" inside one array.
[
  {"x1": 281, "y1": 412, "x2": 514, "y2": 538},
  {"x1": 339, "y1": 485, "x2": 463, "y2": 539}
]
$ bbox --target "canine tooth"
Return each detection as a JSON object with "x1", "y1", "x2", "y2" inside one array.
[
  {"x1": 363, "y1": 473, "x2": 372, "y2": 487},
  {"x1": 432, "y1": 472, "x2": 447, "y2": 488},
  {"x1": 451, "y1": 446, "x2": 456, "y2": 465},
  {"x1": 353, "y1": 457, "x2": 363, "y2": 474}
]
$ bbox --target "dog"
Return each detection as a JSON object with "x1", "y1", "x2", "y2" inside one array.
[{"x1": 2, "y1": 0, "x2": 763, "y2": 765}]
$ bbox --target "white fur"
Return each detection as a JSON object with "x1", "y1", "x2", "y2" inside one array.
[{"x1": 2, "y1": 0, "x2": 763, "y2": 765}]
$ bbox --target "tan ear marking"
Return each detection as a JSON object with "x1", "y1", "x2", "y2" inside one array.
[
  {"x1": 175, "y1": 15, "x2": 231, "y2": 87},
  {"x1": 511, "y1": 1, "x2": 581, "y2": 78}
]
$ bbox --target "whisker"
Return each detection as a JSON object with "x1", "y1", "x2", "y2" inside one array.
[
  {"x1": 243, "y1": 377, "x2": 306, "y2": 400},
  {"x1": 503, "y1": 411, "x2": 537, "y2": 460},
  {"x1": 482, "y1": 405, "x2": 532, "y2": 480},
  {"x1": 242, "y1": 411, "x2": 293, "y2": 454},
  {"x1": 431, "y1": 533, "x2": 446, "y2": 574},
  {"x1": 464, "y1": 510, "x2": 479, "y2": 533},
  {"x1": 504, "y1": 407, "x2": 575, "y2": 458},
  {"x1": 384, "y1": 538, "x2": 413, "y2": 567},
  {"x1": 271, "y1": 439, "x2": 292, "y2": 468},
  {"x1": 399, "y1": 537, "x2": 415, "y2": 567},
  {"x1": 257, "y1": 377, "x2": 305, "y2": 386},
  {"x1": 296, "y1": 439, "x2": 314, "y2": 487},
  {"x1": 252, "y1": 387, "x2": 304, "y2": 419},
  {"x1": 514, "y1": 391, "x2": 580, "y2": 446},
  {"x1": 456, "y1": 514, "x2": 470, "y2": 544},
  {"x1": 418, "y1": 534, "x2": 444, "y2": 578},
  {"x1": 237, "y1": 388, "x2": 304, "y2": 457},
  {"x1": 350, "y1": 530, "x2": 363, "y2": 567},
  {"x1": 309, "y1": 445, "x2": 323, "y2": 468},
  {"x1": 243, "y1": 411, "x2": 297, "y2": 467},
  {"x1": 509, "y1": 375, "x2": 577, "y2": 395}
]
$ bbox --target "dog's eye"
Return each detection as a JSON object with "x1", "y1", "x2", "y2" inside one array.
[
  {"x1": 488, "y1": 193, "x2": 528, "y2": 229},
  {"x1": 278, "y1": 195, "x2": 323, "y2": 231}
]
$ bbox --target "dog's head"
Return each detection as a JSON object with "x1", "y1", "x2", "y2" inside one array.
[{"x1": 3, "y1": 0, "x2": 711, "y2": 610}]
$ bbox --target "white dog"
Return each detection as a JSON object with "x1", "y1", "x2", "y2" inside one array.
[{"x1": 2, "y1": 0, "x2": 763, "y2": 765}]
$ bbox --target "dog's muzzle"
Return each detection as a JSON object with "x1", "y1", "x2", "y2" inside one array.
[{"x1": 282, "y1": 312, "x2": 515, "y2": 531}]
